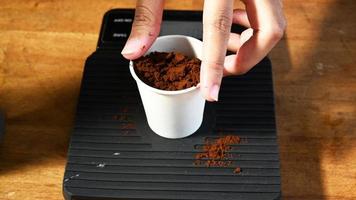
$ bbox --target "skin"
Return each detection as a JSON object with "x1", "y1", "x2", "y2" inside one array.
[{"x1": 121, "y1": 0, "x2": 286, "y2": 101}]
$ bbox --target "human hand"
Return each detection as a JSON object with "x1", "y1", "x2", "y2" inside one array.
[
  {"x1": 121, "y1": 0, "x2": 164, "y2": 60},
  {"x1": 201, "y1": 0, "x2": 286, "y2": 101},
  {"x1": 121, "y1": 0, "x2": 286, "y2": 102}
]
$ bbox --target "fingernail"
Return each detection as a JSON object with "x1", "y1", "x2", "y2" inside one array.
[
  {"x1": 121, "y1": 38, "x2": 142, "y2": 56},
  {"x1": 210, "y1": 84, "x2": 220, "y2": 101}
]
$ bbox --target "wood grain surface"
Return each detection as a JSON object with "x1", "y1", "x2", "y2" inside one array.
[{"x1": 0, "y1": 0, "x2": 355, "y2": 199}]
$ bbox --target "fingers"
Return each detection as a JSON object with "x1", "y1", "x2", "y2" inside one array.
[
  {"x1": 201, "y1": 0, "x2": 233, "y2": 101},
  {"x1": 227, "y1": 33, "x2": 241, "y2": 52},
  {"x1": 225, "y1": 0, "x2": 286, "y2": 75},
  {"x1": 227, "y1": 28, "x2": 253, "y2": 52},
  {"x1": 227, "y1": 9, "x2": 251, "y2": 52},
  {"x1": 121, "y1": 0, "x2": 165, "y2": 60},
  {"x1": 232, "y1": 9, "x2": 250, "y2": 28},
  {"x1": 225, "y1": 28, "x2": 253, "y2": 75}
]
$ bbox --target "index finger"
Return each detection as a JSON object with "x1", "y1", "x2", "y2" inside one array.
[
  {"x1": 201, "y1": 0, "x2": 233, "y2": 101},
  {"x1": 121, "y1": 0, "x2": 165, "y2": 60}
]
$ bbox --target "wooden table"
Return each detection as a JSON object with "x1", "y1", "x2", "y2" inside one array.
[{"x1": 0, "y1": 0, "x2": 355, "y2": 199}]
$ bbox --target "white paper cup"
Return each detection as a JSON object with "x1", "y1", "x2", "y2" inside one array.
[{"x1": 129, "y1": 35, "x2": 205, "y2": 139}]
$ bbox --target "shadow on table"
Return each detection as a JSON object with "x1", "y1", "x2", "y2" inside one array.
[
  {"x1": 0, "y1": 72, "x2": 79, "y2": 174},
  {"x1": 273, "y1": 1, "x2": 356, "y2": 199}
]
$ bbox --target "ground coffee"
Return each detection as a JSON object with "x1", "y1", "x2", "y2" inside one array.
[
  {"x1": 133, "y1": 52, "x2": 201, "y2": 90},
  {"x1": 194, "y1": 135, "x2": 241, "y2": 173}
]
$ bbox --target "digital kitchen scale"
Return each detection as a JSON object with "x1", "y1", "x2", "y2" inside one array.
[{"x1": 63, "y1": 9, "x2": 281, "y2": 200}]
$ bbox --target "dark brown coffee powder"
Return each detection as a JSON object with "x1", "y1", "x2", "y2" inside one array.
[
  {"x1": 194, "y1": 135, "x2": 241, "y2": 167},
  {"x1": 133, "y1": 52, "x2": 201, "y2": 90}
]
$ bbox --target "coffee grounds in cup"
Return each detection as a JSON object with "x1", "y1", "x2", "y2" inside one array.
[{"x1": 133, "y1": 52, "x2": 201, "y2": 90}]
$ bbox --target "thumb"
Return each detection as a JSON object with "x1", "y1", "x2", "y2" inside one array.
[{"x1": 121, "y1": 0, "x2": 164, "y2": 60}]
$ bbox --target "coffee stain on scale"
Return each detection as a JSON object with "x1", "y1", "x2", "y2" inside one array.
[
  {"x1": 233, "y1": 167, "x2": 242, "y2": 174},
  {"x1": 194, "y1": 135, "x2": 242, "y2": 174},
  {"x1": 120, "y1": 123, "x2": 136, "y2": 130}
]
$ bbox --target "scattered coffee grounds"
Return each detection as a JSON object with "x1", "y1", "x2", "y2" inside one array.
[
  {"x1": 194, "y1": 135, "x2": 241, "y2": 168},
  {"x1": 113, "y1": 114, "x2": 129, "y2": 121},
  {"x1": 113, "y1": 107, "x2": 132, "y2": 121},
  {"x1": 133, "y1": 52, "x2": 201, "y2": 90},
  {"x1": 120, "y1": 123, "x2": 135, "y2": 129},
  {"x1": 120, "y1": 107, "x2": 129, "y2": 113},
  {"x1": 233, "y1": 167, "x2": 241, "y2": 174}
]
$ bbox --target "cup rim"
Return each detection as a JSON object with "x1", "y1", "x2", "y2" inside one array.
[{"x1": 129, "y1": 35, "x2": 201, "y2": 96}]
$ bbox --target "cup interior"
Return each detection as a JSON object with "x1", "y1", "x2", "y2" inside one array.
[
  {"x1": 145, "y1": 35, "x2": 202, "y2": 59},
  {"x1": 129, "y1": 35, "x2": 202, "y2": 96}
]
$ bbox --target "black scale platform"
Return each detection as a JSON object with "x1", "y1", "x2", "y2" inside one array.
[{"x1": 63, "y1": 9, "x2": 281, "y2": 200}]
